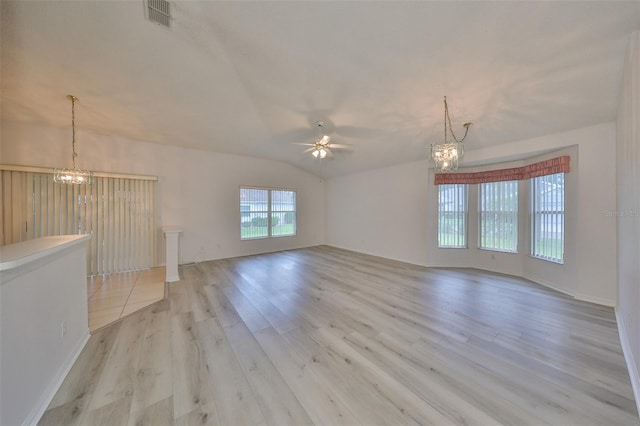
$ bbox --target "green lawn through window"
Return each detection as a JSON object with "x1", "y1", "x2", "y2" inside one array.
[{"x1": 241, "y1": 224, "x2": 295, "y2": 239}]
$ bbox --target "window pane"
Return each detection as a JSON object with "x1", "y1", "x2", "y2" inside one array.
[
  {"x1": 240, "y1": 187, "x2": 296, "y2": 240},
  {"x1": 479, "y1": 180, "x2": 518, "y2": 252},
  {"x1": 271, "y1": 190, "x2": 296, "y2": 237},
  {"x1": 240, "y1": 188, "x2": 269, "y2": 240},
  {"x1": 438, "y1": 184, "x2": 467, "y2": 248},
  {"x1": 531, "y1": 173, "x2": 564, "y2": 263}
]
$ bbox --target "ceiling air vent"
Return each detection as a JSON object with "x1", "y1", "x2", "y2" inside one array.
[{"x1": 146, "y1": 0, "x2": 171, "y2": 29}]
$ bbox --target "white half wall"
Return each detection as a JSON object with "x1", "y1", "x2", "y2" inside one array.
[
  {"x1": 0, "y1": 121, "x2": 325, "y2": 265},
  {"x1": 1, "y1": 236, "x2": 90, "y2": 426},
  {"x1": 326, "y1": 122, "x2": 618, "y2": 306},
  {"x1": 616, "y1": 31, "x2": 640, "y2": 412}
]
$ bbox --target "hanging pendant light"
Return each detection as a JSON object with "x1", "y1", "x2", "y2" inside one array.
[
  {"x1": 430, "y1": 96, "x2": 472, "y2": 173},
  {"x1": 54, "y1": 95, "x2": 93, "y2": 184}
]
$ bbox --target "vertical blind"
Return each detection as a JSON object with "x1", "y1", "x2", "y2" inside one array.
[
  {"x1": 1, "y1": 167, "x2": 157, "y2": 275},
  {"x1": 479, "y1": 180, "x2": 518, "y2": 252},
  {"x1": 437, "y1": 184, "x2": 467, "y2": 247},
  {"x1": 531, "y1": 173, "x2": 565, "y2": 263}
]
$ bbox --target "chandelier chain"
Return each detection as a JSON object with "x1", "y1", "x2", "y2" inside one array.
[
  {"x1": 71, "y1": 96, "x2": 77, "y2": 169},
  {"x1": 444, "y1": 96, "x2": 470, "y2": 144}
]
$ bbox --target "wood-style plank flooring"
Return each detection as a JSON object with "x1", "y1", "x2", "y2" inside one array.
[{"x1": 39, "y1": 245, "x2": 640, "y2": 425}]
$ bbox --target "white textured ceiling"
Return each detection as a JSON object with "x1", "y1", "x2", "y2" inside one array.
[{"x1": 2, "y1": 1, "x2": 639, "y2": 177}]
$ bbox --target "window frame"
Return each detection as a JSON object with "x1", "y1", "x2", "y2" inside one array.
[
  {"x1": 437, "y1": 183, "x2": 468, "y2": 248},
  {"x1": 240, "y1": 186, "x2": 296, "y2": 240},
  {"x1": 478, "y1": 180, "x2": 519, "y2": 253},
  {"x1": 530, "y1": 173, "x2": 565, "y2": 264}
]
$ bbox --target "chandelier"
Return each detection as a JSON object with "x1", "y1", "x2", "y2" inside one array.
[
  {"x1": 54, "y1": 95, "x2": 93, "y2": 184},
  {"x1": 430, "y1": 96, "x2": 472, "y2": 173}
]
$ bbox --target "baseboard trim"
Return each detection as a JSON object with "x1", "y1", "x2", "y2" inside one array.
[
  {"x1": 521, "y1": 277, "x2": 615, "y2": 307},
  {"x1": 523, "y1": 275, "x2": 575, "y2": 298},
  {"x1": 573, "y1": 292, "x2": 615, "y2": 307},
  {"x1": 23, "y1": 330, "x2": 91, "y2": 426},
  {"x1": 615, "y1": 309, "x2": 640, "y2": 417}
]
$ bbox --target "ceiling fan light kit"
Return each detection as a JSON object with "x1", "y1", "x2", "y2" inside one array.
[
  {"x1": 311, "y1": 121, "x2": 331, "y2": 159},
  {"x1": 430, "y1": 96, "x2": 472, "y2": 173},
  {"x1": 312, "y1": 147, "x2": 327, "y2": 158}
]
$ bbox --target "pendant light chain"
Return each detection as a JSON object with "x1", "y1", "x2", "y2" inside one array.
[
  {"x1": 444, "y1": 96, "x2": 469, "y2": 144},
  {"x1": 70, "y1": 95, "x2": 78, "y2": 170},
  {"x1": 444, "y1": 97, "x2": 448, "y2": 143}
]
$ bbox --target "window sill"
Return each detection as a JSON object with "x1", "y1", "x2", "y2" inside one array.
[
  {"x1": 478, "y1": 247, "x2": 518, "y2": 254},
  {"x1": 528, "y1": 254, "x2": 564, "y2": 265}
]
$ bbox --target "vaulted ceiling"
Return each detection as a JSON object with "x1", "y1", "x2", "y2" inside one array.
[{"x1": 2, "y1": 1, "x2": 639, "y2": 177}]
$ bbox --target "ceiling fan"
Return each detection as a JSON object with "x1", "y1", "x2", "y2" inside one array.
[{"x1": 296, "y1": 121, "x2": 350, "y2": 159}]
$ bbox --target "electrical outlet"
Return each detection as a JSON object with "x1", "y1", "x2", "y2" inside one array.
[{"x1": 60, "y1": 321, "x2": 66, "y2": 338}]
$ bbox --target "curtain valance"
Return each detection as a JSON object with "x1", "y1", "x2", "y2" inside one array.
[{"x1": 434, "y1": 156, "x2": 570, "y2": 185}]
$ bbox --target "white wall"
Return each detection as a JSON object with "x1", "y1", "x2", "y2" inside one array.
[
  {"x1": 327, "y1": 123, "x2": 618, "y2": 306},
  {"x1": 616, "y1": 31, "x2": 640, "y2": 410},
  {"x1": 0, "y1": 121, "x2": 325, "y2": 265},
  {"x1": 325, "y1": 160, "x2": 429, "y2": 266}
]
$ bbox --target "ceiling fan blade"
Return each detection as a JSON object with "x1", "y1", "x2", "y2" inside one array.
[
  {"x1": 304, "y1": 146, "x2": 316, "y2": 153},
  {"x1": 334, "y1": 125, "x2": 384, "y2": 138},
  {"x1": 292, "y1": 142, "x2": 315, "y2": 146},
  {"x1": 275, "y1": 127, "x2": 315, "y2": 142},
  {"x1": 329, "y1": 143, "x2": 351, "y2": 149}
]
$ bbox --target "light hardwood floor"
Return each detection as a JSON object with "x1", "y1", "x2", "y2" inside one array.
[{"x1": 39, "y1": 246, "x2": 639, "y2": 425}]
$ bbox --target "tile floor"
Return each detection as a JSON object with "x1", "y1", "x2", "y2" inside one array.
[{"x1": 86, "y1": 267, "x2": 166, "y2": 332}]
